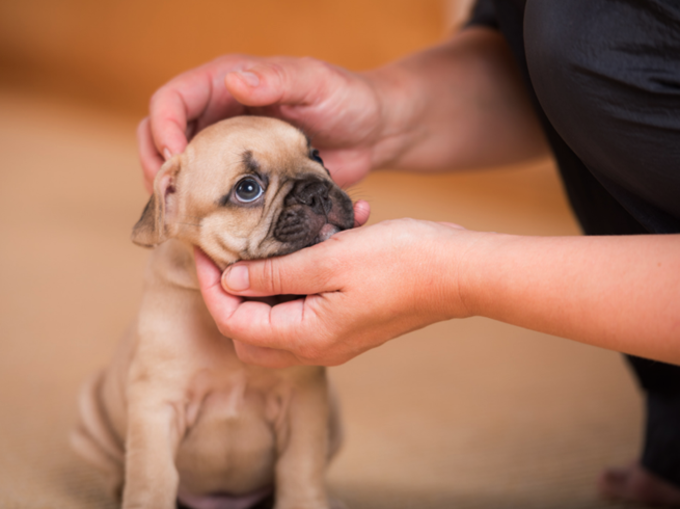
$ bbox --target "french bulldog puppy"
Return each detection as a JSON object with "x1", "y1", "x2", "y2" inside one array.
[{"x1": 71, "y1": 116, "x2": 354, "y2": 509}]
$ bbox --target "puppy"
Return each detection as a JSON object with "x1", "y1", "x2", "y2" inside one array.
[{"x1": 71, "y1": 116, "x2": 354, "y2": 509}]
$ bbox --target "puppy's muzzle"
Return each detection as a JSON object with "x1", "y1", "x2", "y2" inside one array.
[
  {"x1": 273, "y1": 177, "x2": 347, "y2": 249},
  {"x1": 286, "y1": 179, "x2": 333, "y2": 215}
]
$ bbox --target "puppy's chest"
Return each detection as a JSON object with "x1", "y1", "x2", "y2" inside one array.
[
  {"x1": 133, "y1": 308, "x2": 289, "y2": 429},
  {"x1": 173, "y1": 370, "x2": 288, "y2": 496},
  {"x1": 176, "y1": 362, "x2": 292, "y2": 435}
]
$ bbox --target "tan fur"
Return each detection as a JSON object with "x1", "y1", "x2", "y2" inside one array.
[{"x1": 71, "y1": 117, "x2": 350, "y2": 509}]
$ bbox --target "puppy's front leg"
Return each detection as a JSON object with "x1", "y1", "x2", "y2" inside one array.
[
  {"x1": 122, "y1": 390, "x2": 184, "y2": 509},
  {"x1": 275, "y1": 370, "x2": 332, "y2": 509}
]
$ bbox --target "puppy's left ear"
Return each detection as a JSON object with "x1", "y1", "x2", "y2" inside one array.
[{"x1": 131, "y1": 156, "x2": 182, "y2": 247}]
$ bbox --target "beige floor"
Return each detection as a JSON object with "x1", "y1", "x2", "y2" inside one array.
[{"x1": 0, "y1": 88, "x2": 645, "y2": 508}]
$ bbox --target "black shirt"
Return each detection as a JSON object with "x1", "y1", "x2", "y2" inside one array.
[{"x1": 468, "y1": 0, "x2": 680, "y2": 234}]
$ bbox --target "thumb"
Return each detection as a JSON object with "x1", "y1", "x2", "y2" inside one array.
[
  {"x1": 225, "y1": 58, "x2": 337, "y2": 108},
  {"x1": 221, "y1": 243, "x2": 338, "y2": 297}
]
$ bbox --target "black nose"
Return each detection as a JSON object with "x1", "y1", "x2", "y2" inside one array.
[{"x1": 287, "y1": 179, "x2": 332, "y2": 215}]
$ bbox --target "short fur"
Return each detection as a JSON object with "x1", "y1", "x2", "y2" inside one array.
[{"x1": 71, "y1": 116, "x2": 354, "y2": 509}]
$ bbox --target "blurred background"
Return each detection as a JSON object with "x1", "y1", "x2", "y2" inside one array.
[{"x1": 0, "y1": 1, "x2": 643, "y2": 508}]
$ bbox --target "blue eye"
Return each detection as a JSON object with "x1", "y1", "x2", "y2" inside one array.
[
  {"x1": 235, "y1": 178, "x2": 263, "y2": 203},
  {"x1": 310, "y1": 149, "x2": 324, "y2": 165}
]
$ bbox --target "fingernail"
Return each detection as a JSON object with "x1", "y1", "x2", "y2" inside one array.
[
  {"x1": 222, "y1": 265, "x2": 250, "y2": 292},
  {"x1": 235, "y1": 70, "x2": 260, "y2": 87},
  {"x1": 163, "y1": 148, "x2": 172, "y2": 161}
]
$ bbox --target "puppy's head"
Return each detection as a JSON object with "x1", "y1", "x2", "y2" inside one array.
[{"x1": 132, "y1": 116, "x2": 354, "y2": 268}]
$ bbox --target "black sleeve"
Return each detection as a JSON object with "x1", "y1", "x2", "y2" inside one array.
[{"x1": 465, "y1": 0, "x2": 499, "y2": 29}]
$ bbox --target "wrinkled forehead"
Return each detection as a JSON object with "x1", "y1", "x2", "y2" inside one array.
[{"x1": 185, "y1": 117, "x2": 310, "y2": 175}]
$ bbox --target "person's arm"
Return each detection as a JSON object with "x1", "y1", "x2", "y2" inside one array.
[
  {"x1": 462, "y1": 232, "x2": 680, "y2": 363},
  {"x1": 366, "y1": 27, "x2": 548, "y2": 173},
  {"x1": 195, "y1": 221, "x2": 680, "y2": 368},
  {"x1": 138, "y1": 27, "x2": 548, "y2": 191}
]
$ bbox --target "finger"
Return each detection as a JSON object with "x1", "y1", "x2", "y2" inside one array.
[
  {"x1": 149, "y1": 85, "x2": 192, "y2": 159},
  {"x1": 195, "y1": 248, "x2": 243, "y2": 331},
  {"x1": 353, "y1": 200, "x2": 371, "y2": 227},
  {"x1": 197, "y1": 249, "x2": 322, "y2": 353},
  {"x1": 232, "y1": 341, "x2": 302, "y2": 368},
  {"x1": 321, "y1": 149, "x2": 374, "y2": 189},
  {"x1": 137, "y1": 117, "x2": 165, "y2": 193},
  {"x1": 225, "y1": 58, "x2": 337, "y2": 109},
  {"x1": 218, "y1": 294, "x2": 331, "y2": 356},
  {"x1": 215, "y1": 294, "x2": 302, "y2": 346},
  {"x1": 148, "y1": 58, "x2": 252, "y2": 160},
  {"x1": 221, "y1": 244, "x2": 339, "y2": 297}
]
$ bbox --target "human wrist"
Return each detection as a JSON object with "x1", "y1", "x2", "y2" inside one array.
[
  {"x1": 449, "y1": 230, "x2": 515, "y2": 320},
  {"x1": 361, "y1": 62, "x2": 425, "y2": 169}
]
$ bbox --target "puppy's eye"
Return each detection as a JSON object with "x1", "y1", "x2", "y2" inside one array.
[
  {"x1": 234, "y1": 178, "x2": 263, "y2": 203},
  {"x1": 310, "y1": 149, "x2": 324, "y2": 165}
]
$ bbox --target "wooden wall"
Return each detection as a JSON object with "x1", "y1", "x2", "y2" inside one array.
[{"x1": 0, "y1": 0, "x2": 468, "y2": 115}]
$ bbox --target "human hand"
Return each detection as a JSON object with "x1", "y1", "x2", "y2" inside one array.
[
  {"x1": 138, "y1": 55, "x2": 392, "y2": 192},
  {"x1": 195, "y1": 216, "x2": 479, "y2": 368}
]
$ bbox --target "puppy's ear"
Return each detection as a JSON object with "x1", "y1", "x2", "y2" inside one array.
[{"x1": 131, "y1": 156, "x2": 181, "y2": 247}]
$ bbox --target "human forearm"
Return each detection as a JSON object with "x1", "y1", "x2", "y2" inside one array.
[
  {"x1": 365, "y1": 27, "x2": 550, "y2": 172},
  {"x1": 196, "y1": 219, "x2": 679, "y2": 368},
  {"x1": 459, "y1": 233, "x2": 680, "y2": 363}
]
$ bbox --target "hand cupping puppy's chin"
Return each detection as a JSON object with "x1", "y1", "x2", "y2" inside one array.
[{"x1": 246, "y1": 223, "x2": 345, "y2": 305}]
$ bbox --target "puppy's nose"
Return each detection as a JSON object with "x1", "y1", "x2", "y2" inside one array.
[{"x1": 288, "y1": 179, "x2": 332, "y2": 215}]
